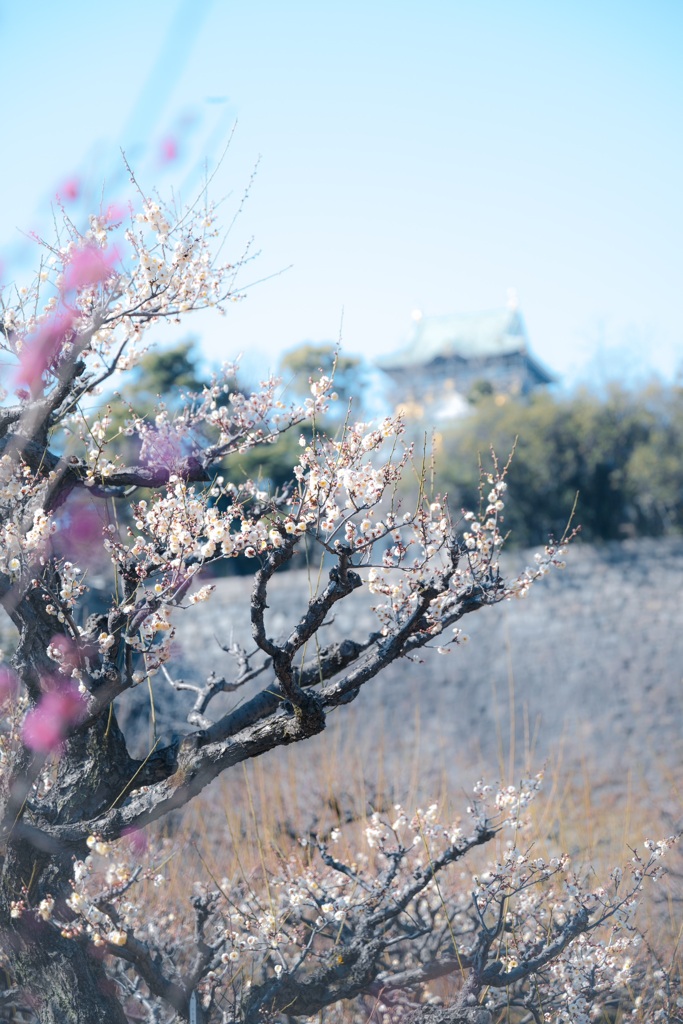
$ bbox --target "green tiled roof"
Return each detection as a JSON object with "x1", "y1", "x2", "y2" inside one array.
[{"x1": 378, "y1": 308, "x2": 529, "y2": 369}]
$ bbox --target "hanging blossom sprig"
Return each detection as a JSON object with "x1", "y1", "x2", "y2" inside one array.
[
  {"x1": 1, "y1": 187, "x2": 245, "y2": 402},
  {"x1": 0, "y1": 182, "x2": 260, "y2": 614}
]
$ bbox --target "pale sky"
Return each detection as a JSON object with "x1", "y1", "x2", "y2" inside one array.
[{"x1": 1, "y1": 0, "x2": 681, "y2": 389}]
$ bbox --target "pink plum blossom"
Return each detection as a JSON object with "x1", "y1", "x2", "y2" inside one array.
[
  {"x1": 139, "y1": 426, "x2": 185, "y2": 470},
  {"x1": 47, "y1": 633, "x2": 84, "y2": 675},
  {"x1": 59, "y1": 177, "x2": 81, "y2": 202},
  {"x1": 55, "y1": 499, "x2": 107, "y2": 569},
  {"x1": 14, "y1": 309, "x2": 74, "y2": 392},
  {"x1": 62, "y1": 244, "x2": 118, "y2": 293},
  {"x1": 159, "y1": 135, "x2": 178, "y2": 163},
  {"x1": 22, "y1": 681, "x2": 86, "y2": 753},
  {"x1": 104, "y1": 203, "x2": 127, "y2": 224},
  {"x1": 123, "y1": 827, "x2": 148, "y2": 856}
]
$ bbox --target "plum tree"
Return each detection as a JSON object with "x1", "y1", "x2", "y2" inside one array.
[{"x1": 0, "y1": 182, "x2": 672, "y2": 1024}]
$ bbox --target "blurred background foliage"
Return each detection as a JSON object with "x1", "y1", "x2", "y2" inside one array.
[
  {"x1": 435, "y1": 382, "x2": 683, "y2": 546},
  {"x1": 106, "y1": 342, "x2": 683, "y2": 550},
  {"x1": 279, "y1": 341, "x2": 368, "y2": 415}
]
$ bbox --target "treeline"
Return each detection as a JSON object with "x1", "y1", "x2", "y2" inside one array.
[
  {"x1": 434, "y1": 382, "x2": 683, "y2": 546},
  {"x1": 104, "y1": 342, "x2": 683, "y2": 547}
]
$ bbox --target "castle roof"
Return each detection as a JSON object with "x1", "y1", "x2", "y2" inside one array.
[{"x1": 378, "y1": 307, "x2": 553, "y2": 383}]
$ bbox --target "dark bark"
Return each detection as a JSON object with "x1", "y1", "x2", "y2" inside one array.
[
  {"x1": 0, "y1": 705, "x2": 146, "y2": 1023},
  {"x1": 0, "y1": 702, "x2": 138, "y2": 1022},
  {"x1": 241, "y1": 939, "x2": 385, "y2": 1021},
  {"x1": 0, "y1": 578, "x2": 143, "y2": 1021},
  {"x1": 0, "y1": 903, "x2": 129, "y2": 1024}
]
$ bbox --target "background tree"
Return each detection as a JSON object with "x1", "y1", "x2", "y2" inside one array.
[
  {"x1": 280, "y1": 341, "x2": 367, "y2": 416},
  {"x1": 434, "y1": 382, "x2": 683, "y2": 546},
  {"x1": 0, "y1": 184, "x2": 675, "y2": 1024},
  {"x1": 126, "y1": 340, "x2": 208, "y2": 408}
]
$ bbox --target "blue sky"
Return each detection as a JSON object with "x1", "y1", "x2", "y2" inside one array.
[{"x1": 1, "y1": 0, "x2": 681, "y2": 389}]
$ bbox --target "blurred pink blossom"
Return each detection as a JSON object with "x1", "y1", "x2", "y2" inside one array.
[
  {"x1": 62, "y1": 244, "x2": 118, "y2": 293},
  {"x1": 123, "y1": 827, "x2": 148, "y2": 855},
  {"x1": 14, "y1": 309, "x2": 75, "y2": 392},
  {"x1": 23, "y1": 681, "x2": 86, "y2": 753},
  {"x1": 55, "y1": 499, "x2": 107, "y2": 569},
  {"x1": 48, "y1": 633, "x2": 82, "y2": 674},
  {"x1": 140, "y1": 427, "x2": 185, "y2": 470},
  {"x1": 104, "y1": 203, "x2": 127, "y2": 224},
  {"x1": 159, "y1": 136, "x2": 178, "y2": 163},
  {"x1": 59, "y1": 177, "x2": 81, "y2": 202}
]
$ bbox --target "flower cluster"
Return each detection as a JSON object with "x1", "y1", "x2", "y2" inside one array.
[
  {"x1": 42, "y1": 830, "x2": 169, "y2": 950},
  {"x1": 0, "y1": 189, "x2": 240, "y2": 394},
  {"x1": 0, "y1": 457, "x2": 57, "y2": 577}
]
